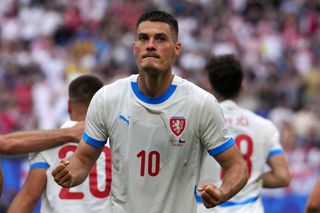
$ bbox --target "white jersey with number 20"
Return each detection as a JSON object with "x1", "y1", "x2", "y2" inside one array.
[{"x1": 29, "y1": 120, "x2": 112, "y2": 213}]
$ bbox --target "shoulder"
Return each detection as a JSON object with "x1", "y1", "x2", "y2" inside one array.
[
  {"x1": 93, "y1": 76, "x2": 131, "y2": 102},
  {"x1": 243, "y1": 107, "x2": 278, "y2": 133},
  {"x1": 175, "y1": 76, "x2": 217, "y2": 104}
]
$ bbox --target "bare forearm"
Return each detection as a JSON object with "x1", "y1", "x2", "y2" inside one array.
[
  {"x1": 263, "y1": 155, "x2": 291, "y2": 188},
  {"x1": 8, "y1": 190, "x2": 39, "y2": 213},
  {"x1": 262, "y1": 170, "x2": 290, "y2": 188},
  {"x1": 0, "y1": 128, "x2": 79, "y2": 155},
  {"x1": 220, "y1": 163, "x2": 248, "y2": 201},
  {"x1": 55, "y1": 141, "x2": 103, "y2": 187},
  {"x1": 68, "y1": 153, "x2": 95, "y2": 186}
]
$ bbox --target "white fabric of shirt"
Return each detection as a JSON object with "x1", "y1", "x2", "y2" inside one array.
[
  {"x1": 197, "y1": 100, "x2": 283, "y2": 213},
  {"x1": 29, "y1": 120, "x2": 112, "y2": 213},
  {"x1": 84, "y1": 74, "x2": 233, "y2": 213}
]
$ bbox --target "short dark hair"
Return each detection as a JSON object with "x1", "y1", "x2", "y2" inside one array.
[
  {"x1": 136, "y1": 10, "x2": 179, "y2": 40},
  {"x1": 206, "y1": 54, "x2": 243, "y2": 99},
  {"x1": 68, "y1": 75, "x2": 104, "y2": 107}
]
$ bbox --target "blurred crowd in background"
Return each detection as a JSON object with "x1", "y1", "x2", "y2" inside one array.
[{"x1": 0, "y1": 0, "x2": 320, "y2": 212}]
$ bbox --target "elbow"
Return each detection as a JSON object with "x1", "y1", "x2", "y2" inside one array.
[
  {"x1": 283, "y1": 175, "x2": 291, "y2": 187},
  {"x1": 279, "y1": 171, "x2": 292, "y2": 187}
]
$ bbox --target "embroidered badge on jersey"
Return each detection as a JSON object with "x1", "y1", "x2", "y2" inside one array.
[{"x1": 170, "y1": 117, "x2": 186, "y2": 136}]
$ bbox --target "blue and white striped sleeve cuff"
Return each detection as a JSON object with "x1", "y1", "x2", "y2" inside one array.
[
  {"x1": 82, "y1": 132, "x2": 106, "y2": 148},
  {"x1": 30, "y1": 162, "x2": 50, "y2": 170},
  {"x1": 268, "y1": 149, "x2": 284, "y2": 158},
  {"x1": 208, "y1": 138, "x2": 235, "y2": 156}
]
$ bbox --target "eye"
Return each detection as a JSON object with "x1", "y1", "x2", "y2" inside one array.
[
  {"x1": 137, "y1": 34, "x2": 148, "y2": 42},
  {"x1": 155, "y1": 35, "x2": 166, "y2": 42}
]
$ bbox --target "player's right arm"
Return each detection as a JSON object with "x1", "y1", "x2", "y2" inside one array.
[
  {"x1": 7, "y1": 168, "x2": 46, "y2": 213},
  {"x1": 52, "y1": 138, "x2": 103, "y2": 187},
  {"x1": 262, "y1": 123, "x2": 291, "y2": 188},
  {"x1": 305, "y1": 177, "x2": 320, "y2": 213},
  {"x1": 262, "y1": 153, "x2": 291, "y2": 188},
  {"x1": 0, "y1": 122, "x2": 84, "y2": 155}
]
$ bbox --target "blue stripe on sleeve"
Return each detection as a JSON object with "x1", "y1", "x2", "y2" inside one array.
[
  {"x1": 195, "y1": 188, "x2": 259, "y2": 207},
  {"x1": 220, "y1": 196, "x2": 259, "y2": 207},
  {"x1": 268, "y1": 149, "x2": 284, "y2": 158},
  {"x1": 208, "y1": 138, "x2": 235, "y2": 156},
  {"x1": 30, "y1": 162, "x2": 49, "y2": 170},
  {"x1": 82, "y1": 132, "x2": 106, "y2": 148}
]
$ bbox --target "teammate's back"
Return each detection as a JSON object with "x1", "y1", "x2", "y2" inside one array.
[{"x1": 197, "y1": 54, "x2": 291, "y2": 213}]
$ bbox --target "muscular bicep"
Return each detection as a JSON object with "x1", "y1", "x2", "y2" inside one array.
[
  {"x1": 73, "y1": 138, "x2": 104, "y2": 169},
  {"x1": 214, "y1": 145, "x2": 245, "y2": 171}
]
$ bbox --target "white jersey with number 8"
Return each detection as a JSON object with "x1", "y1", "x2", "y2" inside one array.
[{"x1": 197, "y1": 100, "x2": 284, "y2": 213}]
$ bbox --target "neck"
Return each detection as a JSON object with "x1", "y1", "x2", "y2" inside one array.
[
  {"x1": 70, "y1": 108, "x2": 86, "y2": 121},
  {"x1": 138, "y1": 71, "x2": 173, "y2": 98}
]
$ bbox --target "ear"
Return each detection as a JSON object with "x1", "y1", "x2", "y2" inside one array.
[{"x1": 175, "y1": 42, "x2": 182, "y2": 56}]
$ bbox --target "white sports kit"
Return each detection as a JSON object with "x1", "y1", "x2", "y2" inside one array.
[
  {"x1": 83, "y1": 75, "x2": 234, "y2": 213},
  {"x1": 196, "y1": 100, "x2": 284, "y2": 213},
  {"x1": 29, "y1": 120, "x2": 112, "y2": 213}
]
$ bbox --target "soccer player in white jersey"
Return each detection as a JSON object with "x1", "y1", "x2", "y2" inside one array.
[
  {"x1": 8, "y1": 75, "x2": 112, "y2": 213},
  {"x1": 52, "y1": 10, "x2": 248, "y2": 213},
  {"x1": 196, "y1": 54, "x2": 291, "y2": 213}
]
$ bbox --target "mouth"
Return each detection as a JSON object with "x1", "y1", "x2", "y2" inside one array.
[{"x1": 142, "y1": 53, "x2": 160, "y2": 59}]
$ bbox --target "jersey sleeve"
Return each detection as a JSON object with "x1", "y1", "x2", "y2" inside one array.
[
  {"x1": 29, "y1": 152, "x2": 49, "y2": 170},
  {"x1": 83, "y1": 88, "x2": 109, "y2": 148},
  {"x1": 266, "y1": 122, "x2": 284, "y2": 158},
  {"x1": 199, "y1": 94, "x2": 234, "y2": 156}
]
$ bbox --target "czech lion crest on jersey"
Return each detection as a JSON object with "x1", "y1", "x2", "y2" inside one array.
[{"x1": 170, "y1": 117, "x2": 186, "y2": 136}]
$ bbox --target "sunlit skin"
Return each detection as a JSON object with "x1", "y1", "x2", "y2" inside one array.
[{"x1": 133, "y1": 21, "x2": 181, "y2": 98}]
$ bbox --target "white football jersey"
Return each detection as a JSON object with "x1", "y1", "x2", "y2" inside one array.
[
  {"x1": 83, "y1": 74, "x2": 234, "y2": 213},
  {"x1": 196, "y1": 100, "x2": 284, "y2": 213},
  {"x1": 29, "y1": 120, "x2": 112, "y2": 213}
]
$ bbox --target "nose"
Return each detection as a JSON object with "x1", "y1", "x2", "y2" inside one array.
[{"x1": 146, "y1": 38, "x2": 156, "y2": 50}]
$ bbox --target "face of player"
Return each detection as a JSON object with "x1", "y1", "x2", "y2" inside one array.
[{"x1": 133, "y1": 21, "x2": 181, "y2": 75}]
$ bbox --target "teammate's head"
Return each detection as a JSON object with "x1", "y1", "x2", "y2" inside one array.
[
  {"x1": 136, "y1": 10, "x2": 179, "y2": 42},
  {"x1": 68, "y1": 75, "x2": 104, "y2": 120},
  {"x1": 206, "y1": 54, "x2": 243, "y2": 100}
]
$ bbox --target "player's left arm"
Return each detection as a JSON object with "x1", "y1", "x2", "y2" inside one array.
[
  {"x1": 263, "y1": 153, "x2": 291, "y2": 188},
  {"x1": 198, "y1": 145, "x2": 248, "y2": 208},
  {"x1": 7, "y1": 168, "x2": 46, "y2": 213}
]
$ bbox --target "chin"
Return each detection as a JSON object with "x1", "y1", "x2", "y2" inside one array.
[{"x1": 141, "y1": 65, "x2": 161, "y2": 74}]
